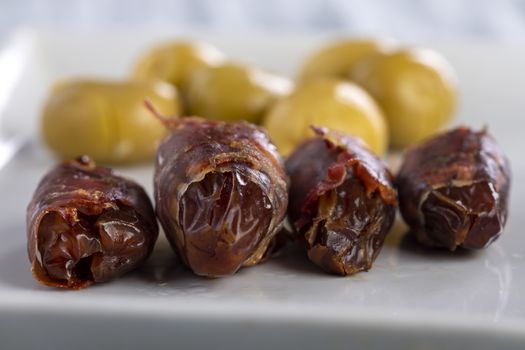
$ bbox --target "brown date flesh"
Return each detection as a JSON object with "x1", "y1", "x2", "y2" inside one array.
[
  {"x1": 286, "y1": 128, "x2": 397, "y2": 275},
  {"x1": 27, "y1": 157, "x2": 158, "y2": 289},
  {"x1": 396, "y1": 127, "x2": 511, "y2": 250},
  {"x1": 154, "y1": 117, "x2": 288, "y2": 277}
]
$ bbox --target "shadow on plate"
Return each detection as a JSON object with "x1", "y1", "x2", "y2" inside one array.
[
  {"x1": 268, "y1": 241, "x2": 343, "y2": 277},
  {"x1": 130, "y1": 239, "x2": 203, "y2": 285},
  {"x1": 383, "y1": 215, "x2": 479, "y2": 260},
  {"x1": 132, "y1": 239, "x2": 332, "y2": 284},
  {"x1": 1, "y1": 226, "x2": 480, "y2": 292},
  {"x1": 399, "y1": 231, "x2": 480, "y2": 260},
  {"x1": 0, "y1": 239, "x2": 203, "y2": 291}
]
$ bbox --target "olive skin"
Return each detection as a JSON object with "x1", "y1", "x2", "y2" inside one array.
[
  {"x1": 186, "y1": 63, "x2": 293, "y2": 124},
  {"x1": 262, "y1": 78, "x2": 388, "y2": 157},
  {"x1": 298, "y1": 39, "x2": 396, "y2": 82},
  {"x1": 132, "y1": 41, "x2": 225, "y2": 89},
  {"x1": 350, "y1": 48, "x2": 457, "y2": 149},
  {"x1": 41, "y1": 80, "x2": 180, "y2": 164}
]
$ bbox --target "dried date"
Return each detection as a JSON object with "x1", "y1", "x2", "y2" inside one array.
[
  {"x1": 286, "y1": 127, "x2": 397, "y2": 275},
  {"x1": 151, "y1": 104, "x2": 288, "y2": 277},
  {"x1": 396, "y1": 127, "x2": 511, "y2": 250},
  {"x1": 27, "y1": 156, "x2": 158, "y2": 289}
]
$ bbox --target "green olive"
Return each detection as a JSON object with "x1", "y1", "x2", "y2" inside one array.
[
  {"x1": 186, "y1": 63, "x2": 293, "y2": 124},
  {"x1": 41, "y1": 79, "x2": 180, "y2": 164},
  {"x1": 350, "y1": 48, "x2": 457, "y2": 149},
  {"x1": 262, "y1": 78, "x2": 388, "y2": 156},
  {"x1": 132, "y1": 41, "x2": 225, "y2": 89},
  {"x1": 298, "y1": 39, "x2": 396, "y2": 83}
]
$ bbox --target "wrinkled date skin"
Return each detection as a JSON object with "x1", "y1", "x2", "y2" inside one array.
[
  {"x1": 397, "y1": 127, "x2": 511, "y2": 250},
  {"x1": 154, "y1": 117, "x2": 288, "y2": 277},
  {"x1": 286, "y1": 128, "x2": 397, "y2": 275},
  {"x1": 27, "y1": 157, "x2": 158, "y2": 289}
]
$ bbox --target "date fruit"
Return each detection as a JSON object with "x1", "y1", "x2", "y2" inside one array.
[
  {"x1": 397, "y1": 127, "x2": 511, "y2": 250},
  {"x1": 152, "y1": 106, "x2": 288, "y2": 277},
  {"x1": 27, "y1": 157, "x2": 158, "y2": 289},
  {"x1": 286, "y1": 127, "x2": 397, "y2": 275}
]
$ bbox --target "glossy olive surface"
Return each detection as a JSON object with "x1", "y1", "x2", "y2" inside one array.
[
  {"x1": 41, "y1": 79, "x2": 180, "y2": 164},
  {"x1": 298, "y1": 38, "x2": 396, "y2": 82},
  {"x1": 132, "y1": 41, "x2": 225, "y2": 89},
  {"x1": 186, "y1": 63, "x2": 293, "y2": 124},
  {"x1": 350, "y1": 48, "x2": 457, "y2": 149},
  {"x1": 262, "y1": 78, "x2": 388, "y2": 156}
]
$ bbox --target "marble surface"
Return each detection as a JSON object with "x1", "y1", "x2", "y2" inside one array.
[{"x1": 2, "y1": 0, "x2": 525, "y2": 45}]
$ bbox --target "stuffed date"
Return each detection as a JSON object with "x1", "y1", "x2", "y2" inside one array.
[
  {"x1": 152, "y1": 108, "x2": 288, "y2": 277},
  {"x1": 286, "y1": 128, "x2": 397, "y2": 275},
  {"x1": 397, "y1": 127, "x2": 511, "y2": 250},
  {"x1": 27, "y1": 157, "x2": 158, "y2": 289}
]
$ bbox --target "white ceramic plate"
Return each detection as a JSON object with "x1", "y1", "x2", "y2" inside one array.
[{"x1": 0, "y1": 30, "x2": 524, "y2": 350}]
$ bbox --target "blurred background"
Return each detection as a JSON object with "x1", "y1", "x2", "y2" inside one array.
[
  {"x1": 1, "y1": 0, "x2": 525, "y2": 44},
  {"x1": 0, "y1": 3, "x2": 524, "y2": 349}
]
